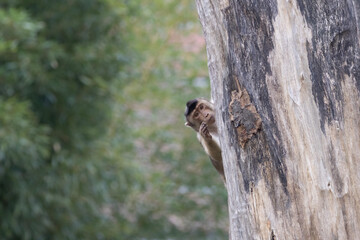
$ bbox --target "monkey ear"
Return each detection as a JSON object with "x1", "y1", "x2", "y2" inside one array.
[{"x1": 185, "y1": 122, "x2": 191, "y2": 127}]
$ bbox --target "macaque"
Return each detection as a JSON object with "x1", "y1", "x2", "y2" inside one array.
[{"x1": 184, "y1": 98, "x2": 225, "y2": 182}]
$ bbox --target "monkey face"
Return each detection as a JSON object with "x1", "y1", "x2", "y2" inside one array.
[
  {"x1": 185, "y1": 99, "x2": 215, "y2": 132},
  {"x1": 192, "y1": 103, "x2": 214, "y2": 124}
]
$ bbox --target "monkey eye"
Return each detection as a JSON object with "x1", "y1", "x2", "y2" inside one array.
[
  {"x1": 194, "y1": 112, "x2": 199, "y2": 118},
  {"x1": 199, "y1": 104, "x2": 204, "y2": 110}
]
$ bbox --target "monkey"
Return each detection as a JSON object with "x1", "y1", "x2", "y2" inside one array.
[{"x1": 184, "y1": 98, "x2": 225, "y2": 183}]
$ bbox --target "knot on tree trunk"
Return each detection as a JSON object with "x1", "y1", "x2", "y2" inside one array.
[{"x1": 229, "y1": 89, "x2": 262, "y2": 148}]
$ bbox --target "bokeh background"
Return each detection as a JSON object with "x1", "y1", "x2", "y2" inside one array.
[{"x1": 0, "y1": 0, "x2": 228, "y2": 239}]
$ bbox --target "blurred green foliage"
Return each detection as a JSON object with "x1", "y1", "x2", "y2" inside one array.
[{"x1": 0, "y1": 0, "x2": 227, "y2": 239}]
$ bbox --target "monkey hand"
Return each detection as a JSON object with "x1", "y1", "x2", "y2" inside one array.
[{"x1": 199, "y1": 122, "x2": 212, "y2": 140}]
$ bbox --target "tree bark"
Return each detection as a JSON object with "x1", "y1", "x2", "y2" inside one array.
[{"x1": 195, "y1": 0, "x2": 360, "y2": 239}]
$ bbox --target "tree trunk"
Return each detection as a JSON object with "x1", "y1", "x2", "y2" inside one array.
[{"x1": 195, "y1": 0, "x2": 360, "y2": 239}]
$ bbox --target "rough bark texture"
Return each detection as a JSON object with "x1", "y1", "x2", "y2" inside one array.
[{"x1": 195, "y1": 0, "x2": 360, "y2": 239}]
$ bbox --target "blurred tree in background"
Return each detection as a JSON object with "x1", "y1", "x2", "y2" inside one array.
[{"x1": 0, "y1": 0, "x2": 227, "y2": 239}]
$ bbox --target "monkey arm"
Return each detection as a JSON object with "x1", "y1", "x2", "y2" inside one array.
[
  {"x1": 200, "y1": 136, "x2": 222, "y2": 162},
  {"x1": 198, "y1": 133, "x2": 225, "y2": 182},
  {"x1": 210, "y1": 156, "x2": 226, "y2": 183},
  {"x1": 198, "y1": 122, "x2": 222, "y2": 161}
]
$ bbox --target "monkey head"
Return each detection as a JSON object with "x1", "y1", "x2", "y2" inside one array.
[{"x1": 184, "y1": 98, "x2": 215, "y2": 132}]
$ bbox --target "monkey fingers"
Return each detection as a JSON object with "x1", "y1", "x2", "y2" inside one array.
[{"x1": 200, "y1": 122, "x2": 212, "y2": 139}]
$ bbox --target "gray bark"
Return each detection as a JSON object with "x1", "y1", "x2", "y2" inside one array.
[{"x1": 195, "y1": 0, "x2": 360, "y2": 239}]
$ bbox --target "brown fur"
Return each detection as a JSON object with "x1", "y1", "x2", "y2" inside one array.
[{"x1": 185, "y1": 99, "x2": 225, "y2": 183}]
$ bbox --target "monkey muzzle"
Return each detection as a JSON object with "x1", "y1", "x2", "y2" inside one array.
[{"x1": 204, "y1": 113, "x2": 215, "y2": 125}]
